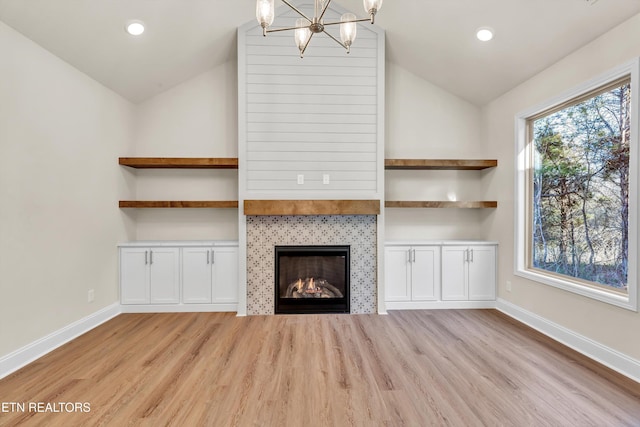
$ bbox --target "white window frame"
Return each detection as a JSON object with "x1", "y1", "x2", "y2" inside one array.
[{"x1": 515, "y1": 58, "x2": 639, "y2": 311}]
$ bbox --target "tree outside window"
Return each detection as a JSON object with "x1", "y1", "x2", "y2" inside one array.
[
  {"x1": 515, "y1": 59, "x2": 638, "y2": 310},
  {"x1": 529, "y1": 79, "x2": 630, "y2": 295}
]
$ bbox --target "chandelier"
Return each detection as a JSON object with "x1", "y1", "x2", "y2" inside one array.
[{"x1": 256, "y1": 0, "x2": 383, "y2": 57}]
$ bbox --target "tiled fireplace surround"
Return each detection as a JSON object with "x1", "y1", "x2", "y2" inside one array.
[{"x1": 246, "y1": 215, "x2": 377, "y2": 315}]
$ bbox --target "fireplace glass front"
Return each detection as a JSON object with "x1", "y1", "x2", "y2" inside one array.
[{"x1": 275, "y1": 245, "x2": 350, "y2": 314}]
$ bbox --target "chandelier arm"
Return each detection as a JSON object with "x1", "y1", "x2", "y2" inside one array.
[
  {"x1": 265, "y1": 25, "x2": 310, "y2": 34},
  {"x1": 300, "y1": 32, "x2": 314, "y2": 57},
  {"x1": 318, "y1": 0, "x2": 333, "y2": 20},
  {"x1": 322, "y1": 17, "x2": 371, "y2": 27},
  {"x1": 281, "y1": 0, "x2": 312, "y2": 22},
  {"x1": 264, "y1": 19, "x2": 369, "y2": 34},
  {"x1": 322, "y1": 29, "x2": 348, "y2": 50}
]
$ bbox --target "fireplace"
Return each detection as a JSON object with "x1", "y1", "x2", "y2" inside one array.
[{"x1": 275, "y1": 245, "x2": 350, "y2": 314}]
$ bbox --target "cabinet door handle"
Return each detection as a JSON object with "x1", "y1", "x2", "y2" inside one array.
[
  {"x1": 464, "y1": 249, "x2": 468, "y2": 263},
  {"x1": 145, "y1": 250, "x2": 148, "y2": 265},
  {"x1": 407, "y1": 249, "x2": 411, "y2": 263},
  {"x1": 470, "y1": 249, "x2": 474, "y2": 262},
  {"x1": 412, "y1": 249, "x2": 416, "y2": 263},
  {"x1": 207, "y1": 250, "x2": 210, "y2": 264},
  {"x1": 211, "y1": 250, "x2": 215, "y2": 264},
  {"x1": 150, "y1": 250, "x2": 153, "y2": 265}
]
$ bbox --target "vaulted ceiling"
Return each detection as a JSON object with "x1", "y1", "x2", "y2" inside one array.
[{"x1": 1, "y1": 0, "x2": 638, "y2": 105}]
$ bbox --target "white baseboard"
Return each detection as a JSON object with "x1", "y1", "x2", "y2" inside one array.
[
  {"x1": 385, "y1": 300, "x2": 496, "y2": 310},
  {"x1": 120, "y1": 304, "x2": 238, "y2": 313},
  {"x1": 0, "y1": 303, "x2": 121, "y2": 380},
  {"x1": 496, "y1": 298, "x2": 640, "y2": 383}
]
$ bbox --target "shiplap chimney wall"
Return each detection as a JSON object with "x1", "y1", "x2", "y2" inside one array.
[
  {"x1": 238, "y1": 1, "x2": 385, "y2": 200},
  {"x1": 237, "y1": 2, "x2": 386, "y2": 315}
]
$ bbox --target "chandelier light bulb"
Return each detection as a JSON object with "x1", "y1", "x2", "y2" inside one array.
[
  {"x1": 363, "y1": 0, "x2": 383, "y2": 21},
  {"x1": 294, "y1": 18, "x2": 311, "y2": 57},
  {"x1": 340, "y1": 13, "x2": 357, "y2": 53},
  {"x1": 256, "y1": 0, "x2": 275, "y2": 30}
]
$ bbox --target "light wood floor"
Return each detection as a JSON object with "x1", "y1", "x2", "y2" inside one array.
[{"x1": 1, "y1": 310, "x2": 639, "y2": 426}]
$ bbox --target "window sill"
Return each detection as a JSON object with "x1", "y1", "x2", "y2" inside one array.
[{"x1": 514, "y1": 268, "x2": 636, "y2": 312}]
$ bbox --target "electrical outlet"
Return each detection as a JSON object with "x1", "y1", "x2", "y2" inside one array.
[
  {"x1": 323, "y1": 174, "x2": 330, "y2": 185},
  {"x1": 297, "y1": 174, "x2": 304, "y2": 185},
  {"x1": 88, "y1": 289, "x2": 95, "y2": 303},
  {"x1": 506, "y1": 281, "x2": 512, "y2": 292}
]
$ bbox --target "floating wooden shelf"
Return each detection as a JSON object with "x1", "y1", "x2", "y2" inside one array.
[
  {"x1": 384, "y1": 159, "x2": 497, "y2": 170},
  {"x1": 244, "y1": 200, "x2": 380, "y2": 216},
  {"x1": 119, "y1": 157, "x2": 238, "y2": 169},
  {"x1": 117, "y1": 158, "x2": 497, "y2": 211},
  {"x1": 119, "y1": 201, "x2": 239, "y2": 209},
  {"x1": 385, "y1": 201, "x2": 498, "y2": 209},
  {"x1": 119, "y1": 158, "x2": 496, "y2": 170}
]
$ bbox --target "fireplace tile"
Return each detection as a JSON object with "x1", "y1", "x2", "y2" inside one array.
[{"x1": 246, "y1": 215, "x2": 377, "y2": 315}]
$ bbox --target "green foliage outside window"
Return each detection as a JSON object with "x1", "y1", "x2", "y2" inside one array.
[{"x1": 531, "y1": 80, "x2": 631, "y2": 293}]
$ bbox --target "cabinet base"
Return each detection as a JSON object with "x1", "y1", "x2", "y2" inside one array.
[
  {"x1": 121, "y1": 304, "x2": 238, "y2": 313},
  {"x1": 385, "y1": 301, "x2": 496, "y2": 310}
]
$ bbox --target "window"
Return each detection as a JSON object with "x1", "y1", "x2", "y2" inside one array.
[{"x1": 515, "y1": 59, "x2": 639, "y2": 310}]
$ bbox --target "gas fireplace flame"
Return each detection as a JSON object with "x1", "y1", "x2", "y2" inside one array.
[
  {"x1": 285, "y1": 277, "x2": 343, "y2": 299},
  {"x1": 296, "y1": 277, "x2": 321, "y2": 294}
]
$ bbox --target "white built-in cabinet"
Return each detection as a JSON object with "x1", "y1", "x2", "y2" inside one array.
[
  {"x1": 182, "y1": 247, "x2": 213, "y2": 303},
  {"x1": 119, "y1": 241, "x2": 238, "y2": 312},
  {"x1": 120, "y1": 247, "x2": 180, "y2": 304},
  {"x1": 385, "y1": 241, "x2": 497, "y2": 309},
  {"x1": 441, "y1": 245, "x2": 496, "y2": 301},
  {"x1": 182, "y1": 246, "x2": 238, "y2": 304},
  {"x1": 385, "y1": 246, "x2": 440, "y2": 302}
]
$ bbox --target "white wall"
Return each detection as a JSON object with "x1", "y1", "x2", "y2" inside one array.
[
  {"x1": 384, "y1": 62, "x2": 490, "y2": 240},
  {"x1": 483, "y1": 13, "x2": 640, "y2": 360},
  {"x1": 132, "y1": 62, "x2": 239, "y2": 240},
  {"x1": 0, "y1": 21, "x2": 135, "y2": 358},
  {"x1": 130, "y1": 58, "x2": 487, "y2": 242}
]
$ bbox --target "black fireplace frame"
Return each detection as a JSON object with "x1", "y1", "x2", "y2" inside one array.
[{"x1": 274, "y1": 245, "x2": 350, "y2": 314}]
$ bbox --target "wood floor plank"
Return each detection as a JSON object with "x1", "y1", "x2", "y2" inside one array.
[{"x1": 1, "y1": 310, "x2": 639, "y2": 426}]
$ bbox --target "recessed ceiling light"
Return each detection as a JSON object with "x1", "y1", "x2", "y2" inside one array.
[
  {"x1": 476, "y1": 27, "x2": 494, "y2": 42},
  {"x1": 125, "y1": 20, "x2": 145, "y2": 36}
]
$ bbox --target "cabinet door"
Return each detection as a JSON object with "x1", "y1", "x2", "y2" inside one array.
[
  {"x1": 384, "y1": 246, "x2": 411, "y2": 301},
  {"x1": 411, "y1": 246, "x2": 440, "y2": 301},
  {"x1": 468, "y1": 246, "x2": 496, "y2": 300},
  {"x1": 182, "y1": 247, "x2": 213, "y2": 304},
  {"x1": 441, "y1": 246, "x2": 468, "y2": 300},
  {"x1": 149, "y1": 247, "x2": 180, "y2": 304},
  {"x1": 212, "y1": 247, "x2": 238, "y2": 303},
  {"x1": 120, "y1": 248, "x2": 149, "y2": 304}
]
